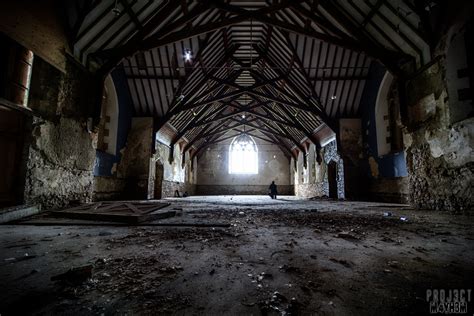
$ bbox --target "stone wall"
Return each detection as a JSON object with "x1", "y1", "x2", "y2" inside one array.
[
  {"x1": 150, "y1": 140, "x2": 196, "y2": 199},
  {"x1": 196, "y1": 184, "x2": 293, "y2": 196},
  {"x1": 339, "y1": 119, "x2": 363, "y2": 199},
  {"x1": 294, "y1": 141, "x2": 345, "y2": 199},
  {"x1": 356, "y1": 62, "x2": 409, "y2": 204},
  {"x1": 367, "y1": 177, "x2": 409, "y2": 204},
  {"x1": 403, "y1": 60, "x2": 473, "y2": 212},
  {"x1": 115, "y1": 118, "x2": 153, "y2": 200},
  {"x1": 196, "y1": 138, "x2": 291, "y2": 195},
  {"x1": 92, "y1": 176, "x2": 126, "y2": 201},
  {"x1": 162, "y1": 180, "x2": 196, "y2": 198},
  {"x1": 294, "y1": 183, "x2": 325, "y2": 198},
  {"x1": 24, "y1": 57, "x2": 97, "y2": 209}
]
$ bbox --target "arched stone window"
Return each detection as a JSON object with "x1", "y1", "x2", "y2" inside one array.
[{"x1": 229, "y1": 134, "x2": 258, "y2": 174}]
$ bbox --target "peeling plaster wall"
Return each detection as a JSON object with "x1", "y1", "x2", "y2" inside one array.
[
  {"x1": 115, "y1": 118, "x2": 153, "y2": 199},
  {"x1": 358, "y1": 62, "x2": 409, "y2": 203},
  {"x1": 403, "y1": 59, "x2": 473, "y2": 212},
  {"x1": 93, "y1": 68, "x2": 133, "y2": 201},
  {"x1": 151, "y1": 141, "x2": 195, "y2": 198},
  {"x1": 196, "y1": 138, "x2": 291, "y2": 195},
  {"x1": 339, "y1": 118, "x2": 365, "y2": 200},
  {"x1": 24, "y1": 57, "x2": 97, "y2": 209},
  {"x1": 294, "y1": 141, "x2": 344, "y2": 199}
]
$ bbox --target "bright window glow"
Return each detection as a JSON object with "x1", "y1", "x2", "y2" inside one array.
[{"x1": 229, "y1": 134, "x2": 258, "y2": 174}]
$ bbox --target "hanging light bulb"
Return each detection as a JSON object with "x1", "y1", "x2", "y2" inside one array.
[{"x1": 184, "y1": 49, "x2": 192, "y2": 62}]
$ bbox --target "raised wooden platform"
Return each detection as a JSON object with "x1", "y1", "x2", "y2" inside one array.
[{"x1": 51, "y1": 201, "x2": 173, "y2": 224}]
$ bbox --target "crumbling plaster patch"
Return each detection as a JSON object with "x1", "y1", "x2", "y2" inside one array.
[
  {"x1": 424, "y1": 118, "x2": 473, "y2": 168},
  {"x1": 25, "y1": 117, "x2": 96, "y2": 209},
  {"x1": 295, "y1": 141, "x2": 345, "y2": 199},
  {"x1": 404, "y1": 59, "x2": 473, "y2": 212}
]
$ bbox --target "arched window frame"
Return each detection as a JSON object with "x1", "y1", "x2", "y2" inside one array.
[{"x1": 228, "y1": 134, "x2": 258, "y2": 174}]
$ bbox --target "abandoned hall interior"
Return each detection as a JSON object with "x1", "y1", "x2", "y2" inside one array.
[{"x1": 0, "y1": 0, "x2": 473, "y2": 315}]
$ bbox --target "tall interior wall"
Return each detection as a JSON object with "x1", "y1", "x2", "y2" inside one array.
[
  {"x1": 357, "y1": 63, "x2": 409, "y2": 203},
  {"x1": 94, "y1": 118, "x2": 197, "y2": 200},
  {"x1": 152, "y1": 140, "x2": 196, "y2": 198},
  {"x1": 0, "y1": 2, "x2": 99, "y2": 210},
  {"x1": 402, "y1": 46, "x2": 473, "y2": 212},
  {"x1": 24, "y1": 56, "x2": 98, "y2": 209},
  {"x1": 196, "y1": 138, "x2": 292, "y2": 195},
  {"x1": 293, "y1": 141, "x2": 345, "y2": 199}
]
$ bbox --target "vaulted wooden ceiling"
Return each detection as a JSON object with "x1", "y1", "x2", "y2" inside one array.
[{"x1": 63, "y1": 0, "x2": 433, "y2": 160}]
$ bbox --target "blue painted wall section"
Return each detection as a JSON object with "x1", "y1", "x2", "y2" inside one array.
[
  {"x1": 94, "y1": 66, "x2": 133, "y2": 176},
  {"x1": 359, "y1": 61, "x2": 408, "y2": 178}
]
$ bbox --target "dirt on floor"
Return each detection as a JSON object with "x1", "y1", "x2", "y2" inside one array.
[{"x1": 0, "y1": 196, "x2": 473, "y2": 315}]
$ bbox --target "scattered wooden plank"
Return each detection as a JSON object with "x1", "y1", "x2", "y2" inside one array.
[
  {"x1": 50, "y1": 202, "x2": 173, "y2": 224},
  {"x1": 11, "y1": 221, "x2": 231, "y2": 228}
]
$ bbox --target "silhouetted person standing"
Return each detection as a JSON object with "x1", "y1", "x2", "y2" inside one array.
[{"x1": 269, "y1": 181, "x2": 278, "y2": 199}]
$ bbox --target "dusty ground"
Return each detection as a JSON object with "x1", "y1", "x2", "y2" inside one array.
[{"x1": 0, "y1": 196, "x2": 473, "y2": 315}]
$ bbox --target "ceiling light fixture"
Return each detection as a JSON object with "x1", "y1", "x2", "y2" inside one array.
[{"x1": 184, "y1": 49, "x2": 192, "y2": 62}]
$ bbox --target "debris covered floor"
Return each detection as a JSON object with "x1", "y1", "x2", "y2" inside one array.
[{"x1": 1, "y1": 196, "x2": 473, "y2": 315}]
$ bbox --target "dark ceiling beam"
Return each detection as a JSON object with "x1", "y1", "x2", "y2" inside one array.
[
  {"x1": 253, "y1": 119, "x2": 303, "y2": 151},
  {"x1": 230, "y1": 119, "x2": 296, "y2": 143},
  {"x1": 191, "y1": 131, "x2": 239, "y2": 160},
  {"x1": 171, "y1": 105, "x2": 229, "y2": 148},
  {"x1": 131, "y1": 15, "x2": 248, "y2": 58},
  {"x1": 256, "y1": 109, "x2": 307, "y2": 154},
  {"x1": 210, "y1": 0, "x2": 365, "y2": 53},
  {"x1": 280, "y1": 28, "x2": 326, "y2": 100},
  {"x1": 183, "y1": 120, "x2": 242, "y2": 154},
  {"x1": 252, "y1": 45, "x2": 337, "y2": 132},
  {"x1": 234, "y1": 107, "x2": 302, "y2": 131},
  {"x1": 226, "y1": 117, "x2": 302, "y2": 160},
  {"x1": 309, "y1": 75, "x2": 368, "y2": 81},
  {"x1": 171, "y1": 101, "x2": 263, "y2": 148},
  {"x1": 244, "y1": 132, "x2": 279, "y2": 145},
  {"x1": 289, "y1": 3, "x2": 353, "y2": 40},
  {"x1": 261, "y1": 98, "x2": 320, "y2": 154},
  {"x1": 169, "y1": 77, "x2": 281, "y2": 115},
  {"x1": 154, "y1": 45, "x2": 239, "y2": 134},
  {"x1": 412, "y1": 0, "x2": 435, "y2": 48},
  {"x1": 127, "y1": 74, "x2": 186, "y2": 80},
  {"x1": 95, "y1": 0, "x2": 182, "y2": 73},
  {"x1": 119, "y1": 0, "x2": 142, "y2": 30},
  {"x1": 360, "y1": 0, "x2": 385, "y2": 28},
  {"x1": 169, "y1": 44, "x2": 239, "y2": 110},
  {"x1": 318, "y1": 0, "x2": 408, "y2": 76},
  {"x1": 255, "y1": 128, "x2": 296, "y2": 160},
  {"x1": 69, "y1": 0, "x2": 97, "y2": 49}
]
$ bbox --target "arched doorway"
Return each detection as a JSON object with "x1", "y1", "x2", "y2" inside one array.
[
  {"x1": 154, "y1": 162, "x2": 164, "y2": 199},
  {"x1": 328, "y1": 161, "x2": 338, "y2": 199}
]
